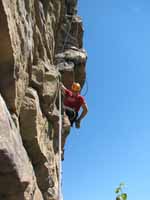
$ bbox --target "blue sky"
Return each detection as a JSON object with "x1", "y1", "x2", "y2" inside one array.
[{"x1": 62, "y1": 0, "x2": 150, "y2": 200}]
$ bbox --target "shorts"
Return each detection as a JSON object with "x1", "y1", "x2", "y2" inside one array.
[{"x1": 64, "y1": 106, "x2": 78, "y2": 126}]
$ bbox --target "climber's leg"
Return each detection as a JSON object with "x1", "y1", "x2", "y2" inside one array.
[{"x1": 65, "y1": 108, "x2": 78, "y2": 126}]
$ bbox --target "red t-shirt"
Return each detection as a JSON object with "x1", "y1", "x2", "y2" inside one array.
[{"x1": 64, "y1": 88, "x2": 86, "y2": 112}]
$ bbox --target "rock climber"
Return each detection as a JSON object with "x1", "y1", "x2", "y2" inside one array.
[{"x1": 60, "y1": 82, "x2": 88, "y2": 128}]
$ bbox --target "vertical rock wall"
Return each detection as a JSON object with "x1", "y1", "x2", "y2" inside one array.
[{"x1": 0, "y1": 0, "x2": 87, "y2": 199}]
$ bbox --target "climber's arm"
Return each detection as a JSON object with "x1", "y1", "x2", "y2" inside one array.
[{"x1": 60, "y1": 82, "x2": 68, "y2": 95}]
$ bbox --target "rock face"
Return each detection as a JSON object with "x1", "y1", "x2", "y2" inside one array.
[
  {"x1": 0, "y1": 0, "x2": 87, "y2": 199},
  {"x1": 0, "y1": 94, "x2": 43, "y2": 200}
]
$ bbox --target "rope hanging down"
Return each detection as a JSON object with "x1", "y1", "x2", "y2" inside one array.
[
  {"x1": 81, "y1": 78, "x2": 89, "y2": 97},
  {"x1": 57, "y1": 16, "x2": 74, "y2": 200},
  {"x1": 58, "y1": 82, "x2": 63, "y2": 200}
]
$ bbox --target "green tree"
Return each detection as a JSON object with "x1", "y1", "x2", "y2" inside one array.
[{"x1": 115, "y1": 182, "x2": 127, "y2": 200}]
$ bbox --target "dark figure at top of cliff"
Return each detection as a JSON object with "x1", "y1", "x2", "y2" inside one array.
[{"x1": 60, "y1": 82, "x2": 88, "y2": 128}]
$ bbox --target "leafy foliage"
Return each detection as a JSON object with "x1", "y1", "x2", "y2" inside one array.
[
  {"x1": 115, "y1": 187, "x2": 121, "y2": 194},
  {"x1": 115, "y1": 182, "x2": 127, "y2": 200}
]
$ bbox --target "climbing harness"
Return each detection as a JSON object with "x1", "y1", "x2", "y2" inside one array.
[{"x1": 63, "y1": 105, "x2": 76, "y2": 120}]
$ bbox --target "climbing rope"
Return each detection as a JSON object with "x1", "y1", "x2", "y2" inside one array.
[
  {"x1": 57, "y1": 15, "x2": 75, "y2": 200},
  {"x1": 81, "y1": 78, "x2": 89, "y2": 97},
  {"x1": 58, "y1": 81, "x2": 63, "y2": 200}
]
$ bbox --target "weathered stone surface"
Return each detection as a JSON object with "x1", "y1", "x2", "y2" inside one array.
[
  {"x1": 20, "y1": 88, "x2": 58, "y2": 199},
  {"x1": 0, "y1": 0, "x2": 63, "y2": 114},
  {"x1": 0, "y1": 0, "x2": 87, "y2": 199},
  {"x1": 56, "y1": 48, "x2": 87, "y2": 66},
  {"x1": 31, "y1": 63, "x2": 45, "y2": 91},
  {"x1": 55, "y1": 47, "x2": 87, "y2": 88},
  {"x1": 30, "y1": 60, "x2": 60, "y2": 116},
  {"x1": 56, "y1": 15, "x2": 84, "y2": 53},
  {"x1": 20, "y1": 88, "x2": 47, "y2": 163},
  {"x1": 0, "y1": 0, "x2": 32, "y2": 113},
  {"x1": 0, "y1": 1, "x2": 16, "y2": 112},
  {"x1": 65, "y1": 0, "x2": 78, "y2": 15},
  {"x1": 41, "y1": 66, "x2": 59, "y2": 109},
  {"x1": 0, "y1": 94, "x2": 43, "y2": 200}
]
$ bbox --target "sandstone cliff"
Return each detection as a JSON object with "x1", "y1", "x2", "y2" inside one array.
[{"x1": 0, "y1": 0, "x2": 87, "y2": 199}]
